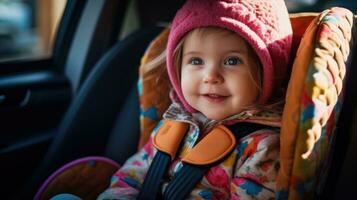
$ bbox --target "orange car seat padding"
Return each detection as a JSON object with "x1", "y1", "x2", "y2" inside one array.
[
  {"x1": 138, "y1": 28, "x2": 171, "y2": 149},
  {"x1": 277, "y1": 14, "x2": 320, "y2": 190},
  {"x1": 277, "y1": 7, "x2": 354, "y2": 199},
  {"x1": 153, "y1": 120, "x2": 236, "y2": 165},
  {"x1": 154, "y1": 121, "x2": 236, "y2": 165},
  {"x1": 181, "y1": 125, "x2": 237, "y2": 165},
  {"x1": 289, "y1": 13, "x2": 317, "y2": 59},
  {"x1": 153, "y1": 120, "x2": 189, "y2": 159},
  {"x1": 141, "y1": 121, "x2": 266, "y2": 200}
]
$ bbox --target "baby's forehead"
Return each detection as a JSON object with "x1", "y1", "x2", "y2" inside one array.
[{"x1": 183, "y1": 27, "x2": 250, "y2": 53}]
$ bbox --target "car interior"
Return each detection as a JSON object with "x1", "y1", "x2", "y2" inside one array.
[{"x1": 0, "y1": 0, "x2": 356, "y2": 199}]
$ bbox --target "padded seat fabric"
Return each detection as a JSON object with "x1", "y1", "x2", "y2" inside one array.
[
  {"x1": 277, "y1": 7, "x2": 354, "y2": 200},
  {"x1": 134, "y1": 7, "x2": 355, "y2": 200},
  {"x1": 20, "y1": 26, "x2": 164, "y2": 200}
]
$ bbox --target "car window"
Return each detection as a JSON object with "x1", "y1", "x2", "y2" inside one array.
[
  {"x1": 0, "y1": 0, "x2": 66, "y2": 62},
  {"x1": 285, "y1": 0, "x2": 357, "y2": 12},
  {"x1": 119, "y1": 0, "x2": 140, "y2": 39},
  {"x1": 285, "y1": 0, "x2": 319, "y2": 11}
]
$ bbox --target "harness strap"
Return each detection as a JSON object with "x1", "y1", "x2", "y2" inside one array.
[
  {"x1": 138, "y1": 120, "x2": 188, "y2": 200},
  {"x1": 152, "y1": 120, "x2": 189, "y2": 159},
  {"x1": 163, "y1": 164, "x2": 210, "y2": 200},
  {"x1": 162, "y1": 122, "x2": 268, "y2": 200},
  {"x1": 181, "y1": 125, "x2": 236, "y2": 165},
  {"x1": 138, "y1": 121, "x2": 268, "y2": 200},
  {"x1": 137, "y1": 152, "x2": 171, "y2": 200}
]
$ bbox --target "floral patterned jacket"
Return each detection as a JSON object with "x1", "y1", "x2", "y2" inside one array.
[{"x1": 98, "y1": 103, "x2": 281, "y2": 200}]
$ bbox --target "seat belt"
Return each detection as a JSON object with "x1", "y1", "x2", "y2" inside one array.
[
  {"x1": 137, "y1": 120, "x2": 268, "y2": 200},
  {"x1": 137, "y1": 120, "x2": 189, "y2": 200}
]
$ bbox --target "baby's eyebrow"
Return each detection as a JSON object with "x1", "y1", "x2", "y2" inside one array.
[
  {"x1": 225, "y1": 49, "x2": 247, "y2": 54},
  {"x1": 183, "y1": 51, "x2": 201, "y2": 56}
]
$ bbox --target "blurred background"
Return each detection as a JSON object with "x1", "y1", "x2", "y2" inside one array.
[
  {"x1": 0, "y1": 0, "x2": 355, "y2": 62},
  {"x1": 286, "y1": 0, "x2": 357, "y2": 12},
  {"x1": 0, "y1": 0, "x2": 66, "y2": 61}
]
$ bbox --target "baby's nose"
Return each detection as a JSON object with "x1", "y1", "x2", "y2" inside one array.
[{"x1": 203, "y1": 67, "x2": 223, "y2": 84}]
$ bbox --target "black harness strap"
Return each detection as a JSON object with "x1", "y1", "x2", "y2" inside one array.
[
  {"x1": 163, "y1": 164, "x2": 210, "y2": 200},
  {"x1": 162, "y1": 122, "x2": 268, "y2": 200},
  {"x1": 138, "y1": 122, "x2": 269, "y2": 200},
  {"x1": 137, "y1": 152, "x2": 171, "y2": 200}
]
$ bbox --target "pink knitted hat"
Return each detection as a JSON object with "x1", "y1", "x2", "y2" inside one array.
[{"x1": 166, "y1": 0, "x2": 292, "y2": 112}]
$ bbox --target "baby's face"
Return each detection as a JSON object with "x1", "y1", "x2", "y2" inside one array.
[{"x1": 181, "y1": 28, "x2": 259, "y2": 120}]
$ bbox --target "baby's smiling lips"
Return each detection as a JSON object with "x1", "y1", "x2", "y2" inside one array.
[{"x1": 202, "y1": 93, "x2": 228, "y2": 103}]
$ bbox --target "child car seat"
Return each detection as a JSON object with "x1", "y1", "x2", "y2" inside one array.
[
  {"x1": 276, "y1": 8, "x2": 355, "y2": 200},
  {"x1": 34, "y1": 7, "x2": 356, "y2": 200},
  {"x1": 137, "y1": 7, "x2": 356, "y2": 200}
]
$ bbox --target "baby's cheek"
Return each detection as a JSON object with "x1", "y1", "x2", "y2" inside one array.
[
  {"x1": 181, "y1": 75, "x2": 195, "y2": 95},
  {"x1": 181, "y1": 87, "x2": 195, "y2": 106}
]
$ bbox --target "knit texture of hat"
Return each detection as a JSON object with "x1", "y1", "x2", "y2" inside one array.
[{"x1": 166, "y1": 0, "x2": 293, "y2": 113}]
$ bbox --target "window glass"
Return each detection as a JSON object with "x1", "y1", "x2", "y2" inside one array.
[
  {"x1": 285, "y1": 0, "x2": 318, "y2": 11},
  {"x1": 119, "y1": 0, "x2": 140, "y2": 40},
  {"x1": 285, "y1": 0, "x2": 357, "y2": 12},
  {"x1": 323, "y1": 1, "x2": 357, "y2": 13},
  {"x1": 0, "y1": 0, "x2": 66, "y2": 61}
]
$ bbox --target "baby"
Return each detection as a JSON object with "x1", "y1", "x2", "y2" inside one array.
[{"x1": 98, "y1": 0, "x2": 293, "y2": 199}]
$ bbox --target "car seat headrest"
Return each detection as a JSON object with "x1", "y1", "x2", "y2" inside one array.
[
  {"x1": 137, "y1": 28, "x2": 171, "y2": 148},
  {"x1": 137, "y1": 14, "x2": 315, "y2": 150},
  {"x1": 276, "y1": 7, "x2": 354, "y2": 199},
  {"x1": 136, "y1": 7, "x2": 354, "y2": 200}
]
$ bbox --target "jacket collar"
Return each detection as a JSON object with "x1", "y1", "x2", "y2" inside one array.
[{"x1": 163, "y1": 101, "x2": 282, "y2": 135}]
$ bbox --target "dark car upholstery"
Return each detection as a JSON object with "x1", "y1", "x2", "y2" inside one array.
[{"x1": 19, "y1": 26, "x2": 164, "y2": 199}]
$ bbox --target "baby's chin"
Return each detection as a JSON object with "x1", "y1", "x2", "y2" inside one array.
[
  {"x1": 201, "y1": 108, "x2": 245, "y2": 121},
  {"x1": 203, "y1": 111, "x2": 232, "y2": 121}
]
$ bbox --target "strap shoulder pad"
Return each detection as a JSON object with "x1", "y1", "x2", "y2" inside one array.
[
  {"x1": 182, "y1": 125, "x2": 236, "y2": 165},
  {"x1": 153, "y1": 120, "x2": 189, "y2": 159}
]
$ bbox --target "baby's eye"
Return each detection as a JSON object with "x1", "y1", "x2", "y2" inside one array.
[
  {"x1": 224, "y1": 57, "x2": 241, "y2": 65},
  {"x1": 189, "y1": 57, "x2": 203, "y2": 65}
]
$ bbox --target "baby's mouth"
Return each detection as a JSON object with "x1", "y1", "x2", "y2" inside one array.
[{"x1": 202, "y1": 93, "x2": 228, "y2": 103}]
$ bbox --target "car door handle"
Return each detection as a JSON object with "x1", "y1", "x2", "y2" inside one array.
[
  {"x1": 0, "y1": 94, "x2": 5, "y2": 104},
  {"x1": 0, "y1": 90, "x2": 29, "y2": 108}
]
